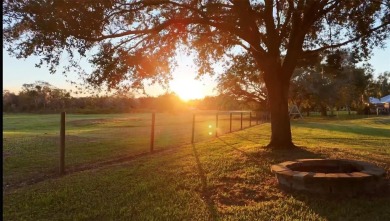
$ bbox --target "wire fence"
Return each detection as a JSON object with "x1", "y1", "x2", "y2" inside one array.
[{"x1": 3, "y1": 111, "x2": 269, "y2": 187}]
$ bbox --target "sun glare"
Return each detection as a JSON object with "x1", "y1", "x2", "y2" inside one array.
[{"x1": 169, "y1": 66, "x2": 209, "y2": 101}]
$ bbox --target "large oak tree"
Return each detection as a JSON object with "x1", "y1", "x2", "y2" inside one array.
[{"x1": 3, "y1": 0, "x2": 389, "y2": 148}]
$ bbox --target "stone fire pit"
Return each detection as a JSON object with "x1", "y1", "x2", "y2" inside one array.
[{"x1": 271, "y1": 159, "x2": 386, "y2": 196}]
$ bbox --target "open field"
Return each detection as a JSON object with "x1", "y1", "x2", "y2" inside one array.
[
  {"x1": 3, "y1": 114, "x2": 390, "y2": 220},
  {"x1": 3, "y1": 112, "x2": 256, "y2": 187}
]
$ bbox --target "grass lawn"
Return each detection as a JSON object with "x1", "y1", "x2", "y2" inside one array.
[
  {"x1": 3, "y1": 112, "x2": 254, "y2": 187},
  {"x1": 3, "y1": 115, "x2": 390, "y2": 220}
]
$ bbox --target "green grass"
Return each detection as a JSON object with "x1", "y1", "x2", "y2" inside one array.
[
  {"x1": 3, "y1": 112, "x2": 254, "y2": 186},
  {"x1": 3, "y1": 115, "x2": 390, "y2": 220}
]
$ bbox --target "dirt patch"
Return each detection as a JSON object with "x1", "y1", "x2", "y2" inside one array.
[
  {"x1": 68, "y1": 119, "x2": 108, "y2": 127},
  {"x1": 65, "y1": 135, "x2": 98, "y2": 143},
  {"x1": 68, "y1": 118, "x2": 146, "y2": 128}
]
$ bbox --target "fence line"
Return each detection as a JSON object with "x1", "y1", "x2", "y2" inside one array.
[{"x1": 57, "y1": 111, "x2": 264, "y2": 175}]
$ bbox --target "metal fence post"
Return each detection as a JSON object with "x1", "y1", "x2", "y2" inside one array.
[
  {"x1": 191, "y1": 114, "x2": 195, "y2": 143},
  {"x1": 215, "y1": 113, "x2": 218, "y2": 137},
  {"x1": 60, "y1": 112, "x2": 66, "y2": 175},
  {"x1": 150, "y1": 112, "x2": 155, "y2": 152},
  {"x1": 240, "y1": 112, "x2": 243, "y2": 130},
  {"x1": 230, "y1": 113, "x2": 232, "y2": 133}
]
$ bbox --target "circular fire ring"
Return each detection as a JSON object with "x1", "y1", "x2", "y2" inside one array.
[{"x1": 271, "y1": 159, "x2": 386, "y2": 195}]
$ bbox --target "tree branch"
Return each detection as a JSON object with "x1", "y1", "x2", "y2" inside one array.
[{"x1": 302, "y1": 22, "x2": 390, "y2": 56}]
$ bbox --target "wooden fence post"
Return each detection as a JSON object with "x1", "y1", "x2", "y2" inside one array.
[
  {"x1": 240, "y1": 112, "x2": 243, "y2": 130},
  {"x1": 230, "y1": 113, "x2": 232, "y2": 133},
  {"x1": 191, "y1": 114, "x2": 195, "y2": 143},
  {"x1": 215, "y1": 113, "x2": 218, "y2": 137},
  {"x1": 249, "y1": 112, "x2": 252, "y2": 127},
  {"x1": 59, "y1": 112, "x2": 65, "y2": 175},
  {"x1": 150, "y1": 112, "x2": 155, "y2": 152}
]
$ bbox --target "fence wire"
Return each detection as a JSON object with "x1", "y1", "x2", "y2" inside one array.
[{"x1": 3, "y1": 111, "x2": 264, "y2": 187}]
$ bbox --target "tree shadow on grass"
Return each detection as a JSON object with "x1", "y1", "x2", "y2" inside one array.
[
  {"x1": 256, "y1": 145, "x2": 326, "y2": 164},
  {"x1": 216, "y1": 137, "x2": 390, "y2": 220},
  {"x1": 295, "y1": 121, "x2": 390, "y2": 139},
  {"x1": 214, "y1": 137, "x2": 327, "y2": 201},
  {"x1": 287, "y1": 186, "x2": 390, "y2": 220},
  {"x1": 217, "y1": 136, "x2": 325, "y2": 165},
  {"x1": 191, "y1": 144, "x2": 219, "y2": 221}
]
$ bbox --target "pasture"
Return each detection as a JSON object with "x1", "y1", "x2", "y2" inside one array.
[
  {"x1": 3, "y1": 112, "x2": 255, "y2": 187},
  {"x1": 3, "y1": 114, "x2": 390, "y2": 220}
]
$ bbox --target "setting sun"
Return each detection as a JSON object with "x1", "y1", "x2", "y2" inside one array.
[{"x1": 169, "y1": 66, "x2": 211, "y2": 101}]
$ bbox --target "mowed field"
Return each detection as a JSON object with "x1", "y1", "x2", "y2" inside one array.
[
  {"x1": 3, "y1": 114, "x2": 390, "y2": 220},
  {"x1": 3, "y1": 111, "x2": 255, "y2": 187}
]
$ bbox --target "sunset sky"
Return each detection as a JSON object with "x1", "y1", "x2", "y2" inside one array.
[
  {"x1": 3, "y1": 39, "x2": 390, "y2": 100},
  {"x1": 2, "y1": 49, "x2": 218, "y2": 100}
]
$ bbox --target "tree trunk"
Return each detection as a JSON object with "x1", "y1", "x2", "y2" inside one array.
[
  {"x1": 320, "y1": 105, "x2": 327, "y2": 116},
  {"x1": 264, "y1": 71, "x2": 295, "y2": 149}
]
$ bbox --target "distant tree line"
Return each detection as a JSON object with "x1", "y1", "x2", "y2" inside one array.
[
  {"x1": 3, "y1": 81, "x2": 251, "y2": 114},
  {"x1": 4, "y1": 81, "x2": 73, "y2": 113}
]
